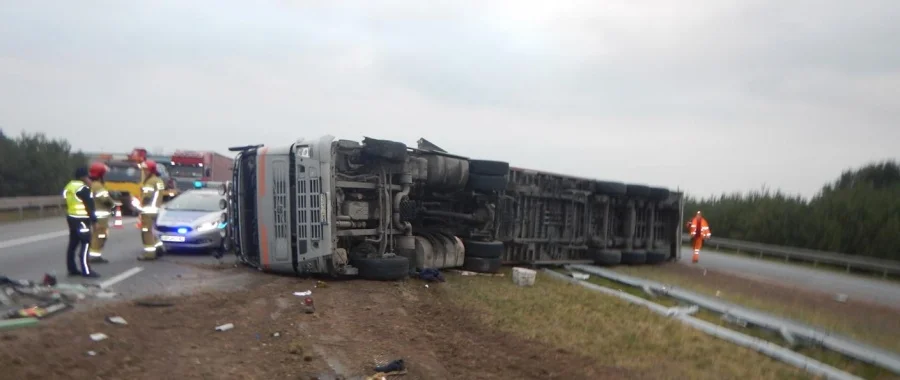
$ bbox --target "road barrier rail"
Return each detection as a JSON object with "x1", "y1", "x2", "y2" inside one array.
[
  {"x1": 683, "y1": 234, "x2": 900, "y2": 278},
  {"x1": 0, "y1": 196, "x2": 65, "y2": 220}
]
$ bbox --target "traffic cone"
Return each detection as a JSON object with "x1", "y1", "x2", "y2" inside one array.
[
  {"x1": 113, "y1": 207, "x2": 124, "y2": 229},
  {"x1": 692, "y1": 250, "x2": 700, "y2": 263}
]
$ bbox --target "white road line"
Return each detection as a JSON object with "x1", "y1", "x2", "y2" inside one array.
[
  {"x1": 0, "y1": 230, "x2": 69, "y2": 250},
  {"x1": 99, "y1": 267, "x2": 144, "y2": 289}
]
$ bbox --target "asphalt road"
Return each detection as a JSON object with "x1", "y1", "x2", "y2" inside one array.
[
  {"x1": 0, "y1": 217, "x2": 256, "y2": 300},
  {"x1": 678, "y1": 246, "x2": 900, "y2": 308}
]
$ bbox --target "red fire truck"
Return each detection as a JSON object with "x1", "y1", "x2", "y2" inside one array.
[{"x1": 169, "y1": 150, "x2": 234, "y2": 190}]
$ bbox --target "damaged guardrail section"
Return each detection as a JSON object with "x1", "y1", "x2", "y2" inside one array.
[
  {"x1": 542, "y1": 269, "x2": 863, "y2": 380},
  {"x1": 567, "y1": 264, "x2": 900, "y2": 377}
]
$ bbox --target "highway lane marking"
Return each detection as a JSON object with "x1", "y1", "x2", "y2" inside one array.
[
  {"x1": 99, "y1": 267, "x2": 144, "y2": 289},
  {"x1": 0, "y1": 230, "x2": 69, "y2": 250},
  {"x1": 0, "y1": 217, "x2": 139, "y2": 252}
]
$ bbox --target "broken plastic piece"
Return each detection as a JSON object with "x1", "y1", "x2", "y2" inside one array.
[
  {"x1": 107, "y1": 316, "x2": 128, "y2": 325},
  {"x1": 90, "y1": 333, "x2": 108, "y2": 341},
  {"x1": 215, "y1": 323, "x2": 234, "y2": 332}
]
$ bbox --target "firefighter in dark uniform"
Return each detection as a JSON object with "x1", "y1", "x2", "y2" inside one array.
[
  {"x1": 63, "y1": 167, "x2": 101, "y2": 278},
  {"x1": 137, "y1": 160, "x2": 167, "y2": 261},
  {"x1": 87, "y1": 162, "x2": 114, "y2": 264}
]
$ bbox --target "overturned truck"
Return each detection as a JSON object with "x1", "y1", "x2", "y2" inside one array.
[{"x1": 220, "y1": 136, "x2": 684, "y2": 280}]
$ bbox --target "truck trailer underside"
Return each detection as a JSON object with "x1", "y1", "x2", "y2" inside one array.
[{"x1": 223, "y1": 136, "x2": 684, "y2": 280}]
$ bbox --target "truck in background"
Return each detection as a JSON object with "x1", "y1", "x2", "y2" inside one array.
[
  {"x1": 218, "y1": 136, "x2": 684, "y2": 280},
  {"x1": 169, "y1": 150, "x2": 234, "y2": 191},
  {"x1": 96, "y1": 148, "x2": 179, "y2": 215}
]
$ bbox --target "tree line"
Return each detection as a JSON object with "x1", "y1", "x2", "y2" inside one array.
[
  {"x1": 685, "y1": 160, "x2": 900, "y2": 260},
  {"x1": 0, "y1": 129, "x2": 87, "y2": 197}
]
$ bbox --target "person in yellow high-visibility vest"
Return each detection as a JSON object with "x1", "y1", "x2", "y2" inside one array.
[
  {"x1": 62, "y1": 167, "x2": 101, "y2": 277},
  {"x1": 87, "y1": 162, "x2": 115, "y2": 264},
  {"x1": 136, "y1": 160, "x2": 167, "y2": 260}
]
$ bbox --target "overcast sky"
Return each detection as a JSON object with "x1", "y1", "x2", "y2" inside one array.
[{"x1": 1, "y1": 1, "x2": 898, "y2": 199}]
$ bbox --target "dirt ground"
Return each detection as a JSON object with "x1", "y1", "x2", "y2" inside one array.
[
  {"x1": 615, "y1": 263, "x2": 900, "y2": 353},
  {"x1": 0, "y1": 267, "x2": 618, "y2": 380}
]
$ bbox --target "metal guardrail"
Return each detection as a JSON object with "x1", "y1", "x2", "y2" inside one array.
[
  {"x1": 0, "y1": 196, "x2": 65, "y2": 220},
  {"x1": 684, "y1": 234, "x2": 900, "y2": 278}
]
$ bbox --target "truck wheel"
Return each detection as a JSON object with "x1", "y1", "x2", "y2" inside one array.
[
  {"x1": 353, "y1": 256, "x2": 410, "y2": 281},
  {"x1": 625, "y1": 184, "x2": 651, "y2": 198},
  {"x1": 467, "y1": 174, "x2": 508, "y2": 193},
  {"x1": 468, "y1": 160, "x2": 510, "y2": 176},
  {"x1": 620, "y1": 250, "x2": 647, "y2": 265},
  {"x1": 592, "y1": 249, "x2": 621, "y2": 266},
  {"x1": 645, "y1": 250, "x2": 668, "y2": 264},
  {"x1": 462, "y1": 257, "x2": 502, "y2": 273},
  {"x1": 648, "y1": 187, "x2": 670, "y2": 201},
  {"x1": 595, "y1": 181, "x2": 627, "y2": 196},
  {"x1": 463, "y1": 240, "x2": 504, "y2": 259}
]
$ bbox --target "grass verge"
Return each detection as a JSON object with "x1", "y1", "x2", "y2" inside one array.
[
  {"x1": 572, "y1": 268, "x2": 893, "y2": 379},
  {"x1": 612, "y1": 264, "x2": 900, "y2": 354},
  {"x1": 440, "y1": 267, "x2": 812, "y2": 380}
]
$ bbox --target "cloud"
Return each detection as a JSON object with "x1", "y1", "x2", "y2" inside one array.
[{"x1": 0, "y1": 0, "x2": 897, "y2": 198}]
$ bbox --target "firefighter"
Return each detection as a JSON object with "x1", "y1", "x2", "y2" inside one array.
[
  {"x1": 687, "y1": 211, "x2": 711, "y2": 263},
  {"x1": 87, "y1": 162, "x2": 114, "y2": 264},
  {"x1": 137, "y1": 160, "x2": 167, "y2": 260},
  {"x1": 63, "y1": 167, "x2": 101, "y2": 278}
]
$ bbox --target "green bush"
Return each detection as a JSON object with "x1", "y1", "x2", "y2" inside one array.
[
  {"x1": 686, "y1": 160, "x2": 900, "y2": 260},
  {"x1": 0, "y1": 129, "x2": 88, "y2": 197}
]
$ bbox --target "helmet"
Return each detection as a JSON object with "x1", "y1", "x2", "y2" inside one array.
[
  {"x1": 144, "y1": 160, "x2": 158, "y2": 175},
  {"x1": 89, "y1": 162, "x2": 109, "y2": 179}
]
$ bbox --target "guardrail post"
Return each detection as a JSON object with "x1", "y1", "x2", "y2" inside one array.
[
  {"x1": 38, "y1": 204, "x2": 44, "y2": 218},
  {"x1": 17, "y1": 205, "x2": 24, "y2": 220}
]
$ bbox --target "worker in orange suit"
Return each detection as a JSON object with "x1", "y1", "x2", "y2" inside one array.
[{"x1": 687, "y1": 211, "x2": 711, "y2": 263}]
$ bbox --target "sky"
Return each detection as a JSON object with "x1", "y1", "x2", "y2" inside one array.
[{"x1": 1, "y1": 0, "x2": 898, "y2": 199}]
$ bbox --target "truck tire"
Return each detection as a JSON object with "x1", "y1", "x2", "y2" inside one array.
[
  {"x1": 469, "y1": 160, "x2": 510, "y2": 176},
  {"x1": 592, "y1": 249, "x2": 621, "y2": 266},
  {"x1": 620, "y1": 250, "x2": 647, "y2": 265},
  {"x1": 463, "y1": 240, "x2": 504, "y2": 259},
  {"x1": 648, "y1": 187, "x2": 670, "y2": 201},
  {"x1": 595, "y1": 181, "x2": 627, "y2": 196},
  {"x1": 467, "y1": 174, "x2": 508, "y2": 193},
  {"x1": 463, "y1": 257, "x2": 502, "y2": 273},
  {"x1": 353, "y1": 256, "x2": 410, "y2": 281},
  {"x1": 625, "y1": 184, "x2": 651, "y2": 198},
  {"x1": 645, "y1": 250, "x2": 668, "y2": 264}
]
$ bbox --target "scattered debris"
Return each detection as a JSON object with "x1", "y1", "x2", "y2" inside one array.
[
  {"x1": 90, "y1": 333, "x2": 108, "y2": 342},
  {"x1": 512, "y1": 267, "x2": 536, "y2": 287},
  {"x1": 0, "y1": 318, "x2": 38, "y2": 331},
  {"x1": 417, "y1": 268, "x2": 445, "y2": 282},
  {"x1": 293, "y1": 290, "x2": 312, "y2": 297},
  {"x1": 369, "y1": 359, "x2": 407, "y2": 379},
  {"x1": 106, "y1": 316, "x2": 128, "y2": 325},
  {"x1": 215, "y1": 323, "x2": 234, "y2": 332},
  {"x1": 833, "y1": 293, "x2": 848, "y2": 303},
  {"x1": 1, "y1": 274, "x2": 113, "y2": 324},
  {"x1": 87, "y1": 351, "x2": 97, "y2": 356},
  {"x1": 571, "y1": 272, "x2": 589, "y2": 280},
  {"x1": 315, "y1": 281, "x2": 328, "y2": 288},
  {"x1": 272, "y1": 332, "x2": 280, "y2": 337}
]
